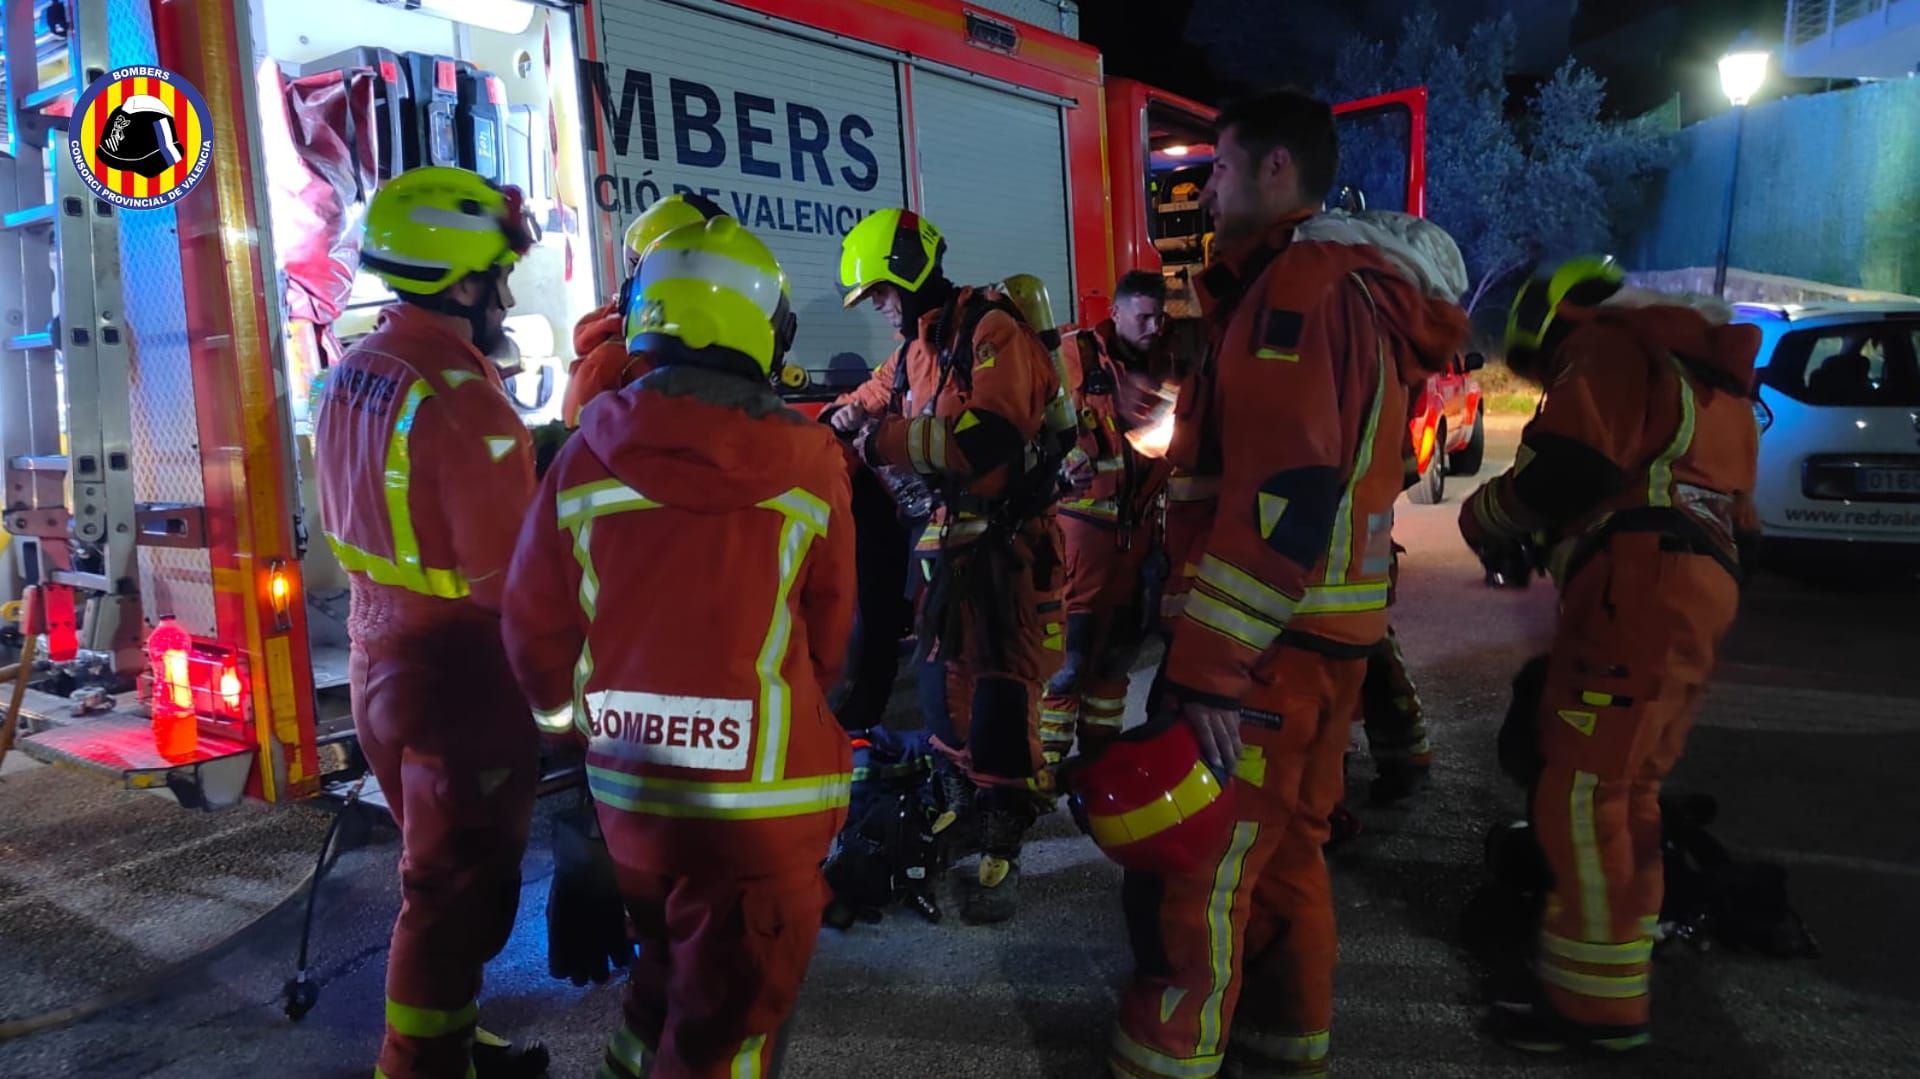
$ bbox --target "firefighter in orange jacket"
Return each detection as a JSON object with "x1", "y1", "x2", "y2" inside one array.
[
  {"x1": 503, "y1": 216, "x2": 855, "y2": 1079},
  {"x1": 313, "y1": 166, "x2": 545, "y2": 1079},
  {"x1": 1462, "y1": 257, "x2": 1759, "y2": 1054},
  {"x1": 1039, "y1": 270, "x2": 1175, "y2": 764},
  {"x1": 1109, "y1": 91, "x2": 1468, "y2": 1079},
  {"x1": 830, "y1": 208, "x2": 1066, "y2": 924},
  {"x1": 561, "y1": 193, "x2": 727, "y2": 426}
]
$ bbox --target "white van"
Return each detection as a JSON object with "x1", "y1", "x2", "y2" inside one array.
[{"x1": 1740, "y1": 301, "x2": 1920, "y2": 563}]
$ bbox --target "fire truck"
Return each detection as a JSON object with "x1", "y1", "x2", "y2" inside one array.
[{"x1": 0, "y1": 0, "x2": 1425, "y2": 808}]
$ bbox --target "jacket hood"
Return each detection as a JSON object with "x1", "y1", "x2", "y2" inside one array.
[
  {"x1": 1296, "y1": 210, "x2": 1471, "y2": 380},
  {"x1": 1361, "y1": 263, "x2": 1473, "y2": 381},
  {"x1": 579, "y1": 365, "x2": 843, "y2": 512},
  {"x1": 1207, "y1": 210, "x2": 1469, "y2": 380},
  {"x1": 1294, "y1": 210, "x2": 1470, "y2": 303},
  {"x1": 1590, "y1": 290, "x2": 1760, "y2": 389}
]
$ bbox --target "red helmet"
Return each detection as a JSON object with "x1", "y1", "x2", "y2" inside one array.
[{"x1": 1064, "y1": 720, "x2": 1236, "y2": 875}]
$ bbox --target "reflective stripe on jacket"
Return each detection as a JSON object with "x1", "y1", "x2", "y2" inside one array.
[
  {"x1": 1162, "y1": 216, "x2": 1466, "y2": 703},
  {"x1": 314, "y1": 303, "x2": 535, "y2": 620},
  {"x1": 502, "y1": 367, "x2": 856, "y2": 877}
]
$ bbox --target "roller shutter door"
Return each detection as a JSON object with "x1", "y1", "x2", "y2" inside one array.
[{"x1": 910, "y1": 69, "x2": 1074, "y2": 323}]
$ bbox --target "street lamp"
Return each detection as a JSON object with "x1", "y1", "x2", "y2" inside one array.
[{"x1": 1713, "y1": 35, "x2": 1770, "y2": 297}]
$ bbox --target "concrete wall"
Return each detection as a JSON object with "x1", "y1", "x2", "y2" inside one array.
[
  {"x1": 1628, "y1": 76, "x2": 1920, "y2": 297},
  {"x1": 1625, "y1": 267, "x2": 1920, "y2": 305}
]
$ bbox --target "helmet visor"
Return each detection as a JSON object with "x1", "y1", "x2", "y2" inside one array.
[{"x1": 840, "y1": 279, "x2": 886, "y2": 310}]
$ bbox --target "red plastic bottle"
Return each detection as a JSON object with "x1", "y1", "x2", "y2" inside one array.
[{"x1": 147, "y1": 619, "x2": 198, "y2": 761}]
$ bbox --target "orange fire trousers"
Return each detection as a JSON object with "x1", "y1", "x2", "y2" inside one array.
[
  {"x1": 351, "y1": 626, "x2": 538, "y2": 1079},
  {"x1": 1113, "y1": 647, "x2": 1365, "y2": 1078},
  {"x1": 1040, "y1": 514, "x2": 1154, "y2": 760},
  {"x1": 1530, "y1": 536, "x2": 1738, "y2": 1037},
  {"x1": 597, "y1": 864, "x2": 829, "y2": 1079}
]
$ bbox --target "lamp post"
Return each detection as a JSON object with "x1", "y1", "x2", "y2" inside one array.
[{"x1": 1714, "y1": 36, "x2": 1770, "y2": 298}]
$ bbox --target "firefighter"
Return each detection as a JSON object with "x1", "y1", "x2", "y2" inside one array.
[
  {"x1": 1109, "y1": 90, "x2": 1468, "y2": 1078},
  {"x1": 313, "y1": 166, "x2": 546, "y2": 1079},
  {"x1": 561, "y1": 192, "x2": 728, "y2": 426},
  {"x1": 1461, "y1": 256, "x2": 1760, "y2": 1054},
  {"x1": 831, "y1": 208, "x2": 1067, "y2": 924},
  {"x1": 1039, "y1": 270, "x2": 1176, "y2": 765},
  {"x1": 501, "y1": 215, "x2": 855, "y2": 1079}
]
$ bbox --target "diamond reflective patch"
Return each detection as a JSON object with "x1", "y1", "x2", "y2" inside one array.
[
  {"x1": 1258, "y1": 493, "x2": 1290, "y2": 539},
  {"x1": 1558, "y1": 709, "x2": 1596, "y2": 736},
  {"x1": 486, "y1": 436, "x2": 518, "y2": 462},
  {"x1": 955, "y1": 410, "x2": 981, "y2": 433}
]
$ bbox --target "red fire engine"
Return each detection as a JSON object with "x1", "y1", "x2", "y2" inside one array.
[{"x1": 0, "y1": 0, "x2": 1426, "y2": 808}]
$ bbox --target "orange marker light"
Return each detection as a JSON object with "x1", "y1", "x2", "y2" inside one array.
[{"x1": 268, "y1": 559, "x2": 293, "y2": 630}]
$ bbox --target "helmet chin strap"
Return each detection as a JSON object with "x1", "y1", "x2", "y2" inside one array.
[
  {"x1": 902, "y1": 274, "x2": 954, "y2": 327},
  {"x1": 421, "y1": 269, "x2": 509, "y2": 357}
]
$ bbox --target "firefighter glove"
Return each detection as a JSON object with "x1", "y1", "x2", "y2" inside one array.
[
  {"x1": 531, "y1": 420, "x2": 572, "y2": 478},
  {"x1": 546, "y1": 802, "x2": 634, "y2": 987},
  {"x1": 852, "y1": 419, "x2": 887, "y2": 468}
]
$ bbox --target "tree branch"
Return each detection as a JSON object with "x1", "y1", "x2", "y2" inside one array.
[{"x1": 1467, "y1": 259, "x2": 1531, "y2": 315}]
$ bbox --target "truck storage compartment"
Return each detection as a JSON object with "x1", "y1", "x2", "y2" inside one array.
[
  {"x1": 401, "y1": 52, "x2": 466, "y2": 170},
  {"x1": 296, "y1": 46, "x2": 409, "y2": 181},
  {"x1": 457, "y1": 66, "x2": 509, "y2": 183}
]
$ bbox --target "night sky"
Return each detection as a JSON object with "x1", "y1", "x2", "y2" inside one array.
[{"x1": 1080, "y1": 1, "x2": 1798, "y2": 118}]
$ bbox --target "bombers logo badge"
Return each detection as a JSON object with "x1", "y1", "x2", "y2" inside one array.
[{"x1": 69, "y1": 66, "x2": 213, "y2": 210}]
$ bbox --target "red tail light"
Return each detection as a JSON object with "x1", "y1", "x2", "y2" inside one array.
[{"x1": 218, "y1": 661, "x2": 244, "y2": 715}]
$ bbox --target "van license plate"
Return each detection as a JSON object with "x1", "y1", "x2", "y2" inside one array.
[{"x1": 1857, "y1": 468, "x2": 1920, "y2": 496}]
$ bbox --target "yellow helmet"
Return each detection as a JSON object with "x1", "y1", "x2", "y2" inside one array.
[
  {"x1": 361, "y1": 166, "x2": 535, "y2": 295},
  {"x1": 1505, "y1": 254, "x2": 1625, "y2": 359},
  {"x1": 838, "y1": 208, "x2": 946, "y2": 308},
  {"x1": 622, "y1": 192, "x2": 726, "y2": 269},
  {"x1": 625, "y1": 216, "x2": 797, "y2": 377}
]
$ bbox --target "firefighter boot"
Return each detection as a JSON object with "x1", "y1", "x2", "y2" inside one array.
[
  {"x1": 1325, "y1": 802, "x2": 1364, "y2": 852},
  {"x1": 962, "y1": 788, "x2": 1036, "y2": 925},
  {"x1": 930, "y1": 756, "x2": 980, "y2": 863},
  {"x1": 1369, "y1": 754, "x2": 1433, "y2": 806},
  {"x1": 1487, "y1": 999, "x2": 1649, "y2": 1056},
  {"x1": 473, "y1": 1028, "x2": 551, "y2": 1078}
]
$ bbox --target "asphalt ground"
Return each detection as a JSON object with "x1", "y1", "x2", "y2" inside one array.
[
  {"x1": 2, "y1": 416, "x2": 1916, "y2": 1077},
  {"x1": 0, "y1": 752, "x2": 330, "y2": 1032}
]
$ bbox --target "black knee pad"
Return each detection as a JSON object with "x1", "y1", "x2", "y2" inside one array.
[
  {"x1": 968, "y1": 677, "x2": 1035, "y2": 780},
  {"x1": 1121, "y1": 869, "x2": 1171, "y2": 977}
]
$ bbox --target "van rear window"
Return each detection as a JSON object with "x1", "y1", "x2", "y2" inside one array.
[{"x1": 1761, "y1": 321, "x2": 1920, "y2": 407}]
